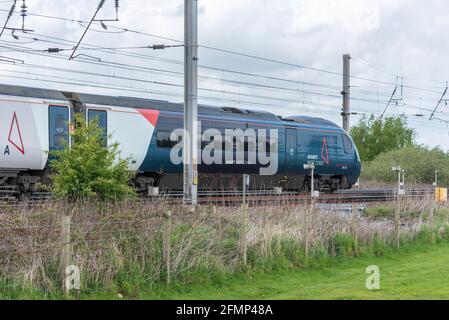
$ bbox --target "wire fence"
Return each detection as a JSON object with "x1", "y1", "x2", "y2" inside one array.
[{"x1": 0, "y1": 195, "x2": 443, "y2": 296}]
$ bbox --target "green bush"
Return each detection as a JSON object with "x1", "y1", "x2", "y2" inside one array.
[
  {"x1": 50, "y1": 114, "x2": 136, "y2": 201},
  {"x1": 372, "y1": 236, "x2": 386, "y2": 256},
  {"x1": 361, "y1": 146, "x2": 449, "y2": 185}
]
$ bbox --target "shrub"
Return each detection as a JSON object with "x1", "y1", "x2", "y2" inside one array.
[
  {"x1": 361, "y1": 146, "x2": 449, "y2": 185},
  {"x1": 328, "y1": 234, "x2": 358, "y2": 257},
  {"x1": 50, "y1": 114, "x2": 136, "y2": 201}
]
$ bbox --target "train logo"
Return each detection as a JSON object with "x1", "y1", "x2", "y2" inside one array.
[{"x1": 7, "y1": 112, "x2": 25, "y2": 156}]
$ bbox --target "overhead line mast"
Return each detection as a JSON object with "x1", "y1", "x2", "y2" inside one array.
[
  {"x1": 342, "y1": 54, "x2": 351, "y2": 132},
  {"x1": 184, "y1": 0, "x2": 198, "y2": 206}
]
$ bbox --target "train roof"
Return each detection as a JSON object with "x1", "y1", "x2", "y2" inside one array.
[
  {"x1": 0, "y1": 84, "x2": 342, "y2": 129},
  {"x1": 0, "y1": 84, "x2": 281, "y2": 122},
  {"x1": 283, "y1": 115, "x2": 341, "y2": 129},
  {"x1": 0, "y1": 84, "x2": 69, "y2": 101},
  {"x1": 75, "y1": 92, "x2": 281, "y2": 122}
]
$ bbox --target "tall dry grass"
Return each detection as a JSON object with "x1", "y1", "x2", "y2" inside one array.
[{"x1": 0, "y1": 197, "x2": 445, "y2": 295}]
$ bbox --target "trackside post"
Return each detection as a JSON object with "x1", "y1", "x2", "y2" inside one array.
[
  {"x1": 240, "y1": 204, "x2": 249, "y2": 266},
  {"x1": 61, "y1": 214, "x2": 72, "y2": 295},
  {"x1": 163, "y1": 211, "x2": 172, "y2": 285},
  {"x1": 392, "y1": 166, "x2": 402, "y2": 248},
  {"x1": 351, "y1": 203, "x2": 358, "y2": 248}
]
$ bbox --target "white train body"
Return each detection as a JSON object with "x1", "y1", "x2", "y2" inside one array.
[
  {"x1": 0, "y1": 96, "x2": 70, "y2": 172},
  {"x1": 0, "y1": 85, "x2": 159, "y2": 192}
]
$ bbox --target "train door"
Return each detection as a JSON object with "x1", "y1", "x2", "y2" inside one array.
[
  {"x1": 49, "y1": 105, "x2": 70, "y2": 151},
  {"x1": 340, "y1": 134, "x2": 354, "y2": 167},
  {"x1": 87, "y1": 109, "x2": 108, "y2": 146},
  {"x1": 285, "y1": 128, "x2": 297, "y2": 170}
]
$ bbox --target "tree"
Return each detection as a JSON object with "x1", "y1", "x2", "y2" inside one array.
[
  {"x1": 361, "y1": 146, "x2": 449, "y2": 185},
  {"x1": 350, "y1": 115, "x2": 416, "y2": 162},
  {"x1": 50, "y1": 114, "x2": 136, "y2": 201}
]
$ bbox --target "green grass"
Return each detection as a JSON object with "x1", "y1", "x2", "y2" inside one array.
[
  {"x1": 141, "y1": 242, "x2": 449, "y2": 300},
  {"x1": 14, "y1": 241, "x2": 444, "y2": 300},
  {"x1": 3, "y1": 229, "x2": 449, "y2": 300}
]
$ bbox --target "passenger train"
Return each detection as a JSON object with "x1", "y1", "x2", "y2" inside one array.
[{"x1": 0, "y1": 84, "x2": 361, "y2": 194}]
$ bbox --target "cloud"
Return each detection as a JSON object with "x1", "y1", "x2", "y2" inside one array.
[
  {"x1": 291, "y1": 0, "x2": 382, "y2": 34},
  {"x1": 0, "y1": 0, "x2": 447, "y2": 149}
]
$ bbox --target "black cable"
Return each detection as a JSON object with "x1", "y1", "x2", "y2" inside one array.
[{"x1": 69, "y1": 0, "x2": 106, "y2": 60}]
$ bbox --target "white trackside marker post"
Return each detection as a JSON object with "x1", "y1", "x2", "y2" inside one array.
[{"x1": 392, "y1": 166, "x2": 402, "y2": 248}]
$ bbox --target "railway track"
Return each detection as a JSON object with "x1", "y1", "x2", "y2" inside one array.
[
  {"x1": 0, "y1": 188, "x2": 433, "y2": 208},
  {"x1": 164, "y1": 188, "x2": 433, "y2": 206}
]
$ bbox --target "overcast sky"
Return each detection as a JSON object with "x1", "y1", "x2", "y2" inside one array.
[{"x1": 1, "y1": 0, "x2": 449, "y2": 149}]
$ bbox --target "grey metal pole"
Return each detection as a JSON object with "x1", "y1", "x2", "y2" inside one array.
[
  {"x1": 435, "y1": 170, "x2": 439, "y2": 189},
  {"x1": 184, "y1": 0, "x2": 198, "y2": 206},
  {"x1": 342, "y1": 54, "x2": 351, "y2": 132},
  {"x1": 310, "y1": 168, "x2": 314, "y2": 199}
]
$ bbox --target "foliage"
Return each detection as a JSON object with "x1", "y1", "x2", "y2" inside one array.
[
  {"x1": 328, "y1": 234, "x2": 358, "y2": 257},
  {"x1": 361, "y1": 146, "x2": 449, "y2": 185},
  {"x1": 350, "y1": 115, "x2": 416, "y2": 162},
  {"x1": 1, "y1": 198, "x2": 449, "y2": 299},
  {"x1": 50, "y1": 114, "x2": 136, "y2": 201}
]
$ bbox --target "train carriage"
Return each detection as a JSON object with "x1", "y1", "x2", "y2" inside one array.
[{"x1": 0, "y1": 84, "x2": 361, "y2": 195}]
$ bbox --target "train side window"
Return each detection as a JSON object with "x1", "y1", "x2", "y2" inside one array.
[
  {"x1": 157, "y1": 130, "x2": 180, "y2": 148},
  {"x1": 88, "y1": 110, "x2": 108, "y2": 147},
  {"x1": 343, "y1": 135, "x2": 353, "y2": 154},
  {"x1": 49, "y1": 105, "x2": 69, "y2": 151},
  {"x1": 327, "y1": 136, "x2": 338, "y2": 153}
]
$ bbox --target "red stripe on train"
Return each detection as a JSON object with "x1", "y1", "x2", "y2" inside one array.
[{"x1": 137, "y1": 109, "x2": 160, "y2": 127}]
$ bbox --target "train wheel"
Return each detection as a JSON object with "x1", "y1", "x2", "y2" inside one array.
[{"x1": 302, "y1": 180, "x2": 311, "y2": 194}]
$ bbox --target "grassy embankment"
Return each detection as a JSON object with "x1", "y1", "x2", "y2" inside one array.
[{"x1": 0, "y1": 199, "x2": 448, "y2": 300}]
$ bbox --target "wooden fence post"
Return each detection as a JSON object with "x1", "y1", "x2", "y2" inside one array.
[
  {"x1": 61, "y1": 214, "x2": 71, "y2": 295},
  {"x1": 214, "y1": 206, "x2": 221, "y2": 234},
  {"x1": 395, "y1": 196, "x2": 401, "y2": 249},
  {"x1": 240, "y1": 204, "x2": 249, "y2": 266},
  {"x1": 304, "y1": 206, "x2": 309, "y2": 259},
  {"x1": 429, "y1": 197, "x2": 435, "y2": 229},
  {"x1": 351, "y1": 203, "x2": 358, "y2": 248},
  {"x1": 163, "y1": 211, "x2": 172, "y2": 285}
]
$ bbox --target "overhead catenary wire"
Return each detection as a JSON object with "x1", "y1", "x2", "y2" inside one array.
[
  {"x1": 429, "y1": 81, "x2": 449, "y2": 121},
  {"x1": 0, "y1": 9, "x2": 448, "y2": 127},
  {"x1": 0, "y1": 7, "x2": 444, "y2": 95},
  {"x1": 69, "y1": 0, "x2": 106, "y2": 60},
  {"x1": 0, "y1": 37, "x2": 443, "y2": 115},
  {"x1": 11, "y1": 31, "x2": 448, "y2": 105},
  {"x1": 7, "y1": 30, "x2": 446, "y2": 105},
  {"x1": 0, "y1": 40, "x2": 447, "y2": 125},
  {"x1": 0, "y1": 0, "x2": 16, "y2": 38},
  {"x1": 0, "y1": 70, "x2": 445, "y2": 129},
  {"x1": 0, "y1": 42, "x2": 441, "y2": 118}
]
